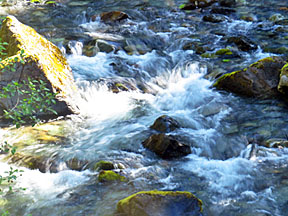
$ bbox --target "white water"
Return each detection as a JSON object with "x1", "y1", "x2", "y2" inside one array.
[{"x1": 2, "y1": 2, "x2": 288, "y2": 215}]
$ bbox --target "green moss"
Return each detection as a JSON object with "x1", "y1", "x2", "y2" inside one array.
[
  {"x1": 249, "y1": 56, "x2": 277, "y2": 71},
  {"x1": 201, "y1": 52, "x2": 216, "y2": 58},
  {"x1": 93, "y1": 160, "x2": 114, "y2": 171},
  {"x1": 213, "y1": 70, "x2": 240, "y2": 87},
  {"x1": 282, "y1": 63, "x2": 288, "y2": 71},
  {"x1": 215, "y1": 48, "x2": 232, "y2": 56},
  {"x1": 222, "y1": 59, "x2": 231, "y2": 63},
  {"x1": 98, "y1": 170, "x2": 126, "y2": 182},
  {"x1": 117, "y1": 190, "x2": 203, "y2": 212}
]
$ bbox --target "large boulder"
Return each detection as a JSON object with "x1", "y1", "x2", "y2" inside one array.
[
  {"x1": 116, "y1": 190, "x2": 203, "y2": 216},
  {"x1": 214, "y1": 56, "x2": 287, "y2": 98},
  {"x1": 0, "y1": 16, "x2": 80, "y2": 118},
  {"x1": 142, "y1": 134, "x2": 191, "y2": 159}
]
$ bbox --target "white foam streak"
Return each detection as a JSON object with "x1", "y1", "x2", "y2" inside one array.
[
  {"x1": 75, "y1": 82, "x2": 153, "y2": 121},
  {"x1": 152, "y1": 63, "x2": 217, "y2": 112}
]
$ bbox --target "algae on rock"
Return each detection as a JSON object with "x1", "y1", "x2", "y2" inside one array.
[
  {"x1": 214, "y1": 56, "x2": 287, "y2": 98},
  {"x1": 0, "y1": 16, "x2": 80, "y2": 118},
  {"x1": 116, "y1": 190, "x2": 203, "y2": 216}
]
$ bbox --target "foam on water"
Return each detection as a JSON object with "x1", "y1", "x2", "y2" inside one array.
[{"x1": 182, "y1": 155, "x2": 255, "y2": 196}]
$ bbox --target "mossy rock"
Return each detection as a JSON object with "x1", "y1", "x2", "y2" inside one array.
[
  {"x1": 278, "y1": 63, "x2": 288, "y2": 95},
  {"x1": 98, "y1": 170, "x2": 126, "y2": 183},
  {"x1": 215, "y1": 48, "x2": 233, "y2": 56},
  {"x1": 93, "y1": 160, "x2": 115, "y2": 171},
  {"x1": 214, "y1": 56, "x2": 287, "y2": 98},
  {"x1": 6, "y1": 152, "x2": 47, "y2": 172},
  {"x1": 0, "y1": 16, "x2": 80, "y2": 118},
  {"x1": 116, "y1": 190, "x2": 203, "y2": 216},
  {"x1": 66, "y1": 158, "x2": 89, "y2": 171}
]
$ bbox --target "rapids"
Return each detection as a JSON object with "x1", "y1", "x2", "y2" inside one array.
[{"x1": 1, "y1": 0, "x2": 288, "y2": 215}]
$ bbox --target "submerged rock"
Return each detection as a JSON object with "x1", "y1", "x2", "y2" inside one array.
[
  {"x1": 150, "y1": 115, "x2": 180, "y2": 133},
  {"x1": 0, "y1": 16, "x2": 80, "y2": 118},
  {"x1": 116, "y1": 190, "x2": 203, "y2": 216},
  {"x1": 100, "y1": 11, "x2": 129, "y2": 23},
  {"x1": 93, "y1": 160, "x2": 115, "y2": 171},
  {"x1": 214, "y1": 56, "x2": 287, "y2": 98},
  {"x1": 142, "y1": 134, "x2": 191, "y2": 159},
  {"x1": 181, "y1": 0, "x2": 217, "y2": 10},
  {"x1": 227, "y1": 36, "x2": 257, "y2": 52},
  {"x1": 203, "y1": 14, "x2": 227, "y2": 23},
  {"x1": 218, "y1": 0, "x2": 236, "y2": 7},
  {"x1": 7, "y1": 152, "x2": 47, "y2": 172},
  {"x1": 264, "y1": 138, "x2": 288, "y2": 148}
]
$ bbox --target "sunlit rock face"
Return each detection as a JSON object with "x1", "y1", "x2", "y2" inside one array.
[
  {"x1": 0, "y1": 15, "x2": 80, "y2": 118},
  {"x1": 116, "y1": 190, "x2": 203, "y2": 216}
]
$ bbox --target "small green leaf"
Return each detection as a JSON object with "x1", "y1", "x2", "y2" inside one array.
[{"x1": 179, "y1": 4, "x2": 186, "y2": 9}]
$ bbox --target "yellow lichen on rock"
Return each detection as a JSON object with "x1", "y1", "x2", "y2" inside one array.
[{"x1": 0, "y1": 16, "x2": 80, "y2": 116}]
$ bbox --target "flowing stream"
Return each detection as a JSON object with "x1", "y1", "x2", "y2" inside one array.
[{"x1": 1, "y1": 0, "x2": 288, "y2": 215}]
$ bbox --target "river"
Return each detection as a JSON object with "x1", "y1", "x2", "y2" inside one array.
[{"x1": 1, "y1": 0, "x2": 288, "y2": 215}]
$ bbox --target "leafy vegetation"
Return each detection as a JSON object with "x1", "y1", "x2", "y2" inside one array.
[{"x1": 0, "y1": 29, "x2": 58, "y2": 215}]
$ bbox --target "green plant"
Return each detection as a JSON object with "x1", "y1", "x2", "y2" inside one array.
[
  {"x1": 0, "y1": 32, "x2": 58, "y2": 215},
  {"x1": 0, "y1": 78, "x2": 58, "y2": 128}
]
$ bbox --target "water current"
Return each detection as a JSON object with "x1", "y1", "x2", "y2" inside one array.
[{"x1": 1, "y1": 0, "x2": 288, "y2": 215}]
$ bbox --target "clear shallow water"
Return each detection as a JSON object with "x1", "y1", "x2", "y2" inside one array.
[{"x1": 1, "y1": 0, "x2": 288, "y2": 215}]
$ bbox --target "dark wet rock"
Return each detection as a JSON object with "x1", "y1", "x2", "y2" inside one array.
[
  {"x1": 98, "y1": 170, "x2": 126, "y2": 183},
  {"x1": 227, "y1": 36, "x2": 258, "y2": 52},
  {"x1": 124, "y1": 44, "x2": 152, "y2": 55},
  {"x1": 108, "y1": 81, "x2": 135, "y2": 93},
  {"x1": 240, "y1": 15, "x2": 256, "y2": 22},
  {"x1": 116, "y1": 190, "x2": 203, "y2": 216},
  {"x1": 214, "y1": 56, "x2": 287, "y2": 98},
  {"x1": 264, "y1": 138, "x2": 288, "y2": 148},
  {"x1": 66, "y1": 158, "x2": 88, "y2": 171},
  {"x1": 96, "y1": 39, "x2": 115, "y2": 53},
  {"x1": 83, "y1": 39, "x2": 120, "y2": 56},
  {"x1": 218, "y1": 0, "x2": 236, "y2": 7},
  {"x1": 263, "y1": 46, "x2": 288, "y2": 55},
  {"x1": 210, "y1": 7, "x2": 236, "y2": 15},
  {"x1": 63, "y1": 40, "x2": 83, "y2": 55},
  {"x1": 275, "y1": 19, "x2": 288, "y2": 26},
  {"x1": 99, "y1": 11, "x2": 129, "y2": 23},
  {"x1": 180, "y1": 0, "x2": 217, "y2": 10},
  {"x1": 142, "y1": 134, "x2": 191, "y2": 159},
  {"x1": 93, "y1": 160, "x2": 115, "y2": 171},
  {"x1": 203, "y1": 14, "x2": 227, "y2": 23},
  {"x1": 7, "y1": 152, "x2": 47, "y2": 172},
  {"x1": 182, "y1": 41, "x2": 208, "y2": 54},
  {"x1": 150, "y1": 115, "x2": 180, "y2": 133},
  {"x1": 269, "y1": 13, "x2": 285, "y2": 23}
]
